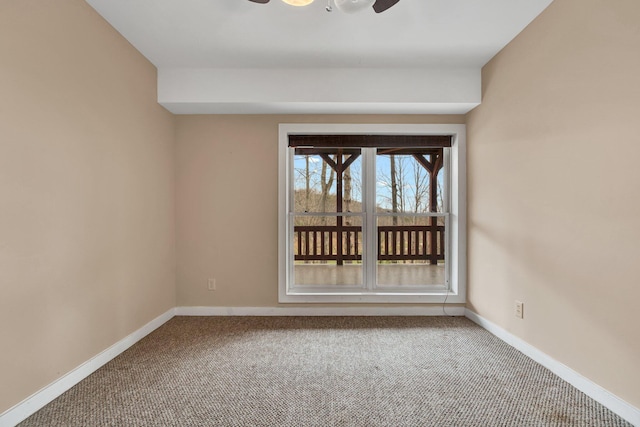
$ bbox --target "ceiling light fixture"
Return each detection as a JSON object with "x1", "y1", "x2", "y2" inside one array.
[
  {"x1": 282, "y1": 0, "x2": 314, "y2": 6},
  {"x1": 334, "y1": 0, "x2": 375, "y2": 13},
  {"x1": 248, "y1": 0, "x2": 400, "y2": 14}
]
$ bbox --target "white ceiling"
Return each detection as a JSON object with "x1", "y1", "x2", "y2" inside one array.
[{"x1": 85, "y1": 0, "x2": 554, "y2": 114}]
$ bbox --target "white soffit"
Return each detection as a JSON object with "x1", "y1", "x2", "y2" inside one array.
[
  {"x1": 85, "y1": 0, "x2": 554, "y2": 114},
  {"x1": 158, "y1": 67, "x2": 481, "y2": 114}
]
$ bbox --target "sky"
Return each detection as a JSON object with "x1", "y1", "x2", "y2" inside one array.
[{"x1": 293, "y1": 152, "x2": 445, "y2": 213}]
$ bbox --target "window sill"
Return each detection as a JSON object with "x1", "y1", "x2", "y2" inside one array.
[{"x1": 279, "y1": 290, "x2": 465, "y2": 304}]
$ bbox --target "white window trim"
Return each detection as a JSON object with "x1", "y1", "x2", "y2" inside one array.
[{"x1": 278, "y1": 123, "x2": 466, "y2": 304}]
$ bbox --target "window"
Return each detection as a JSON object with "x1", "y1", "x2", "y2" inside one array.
[{"x1": 278, "y1": 124, "x2": 466, "y2": 303}]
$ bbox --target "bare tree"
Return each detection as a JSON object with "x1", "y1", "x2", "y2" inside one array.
[
  {"x1": 411, "y1": 159, "x2": 429, "y2": 221},
  {"x1": 344, "y1": 157, "x2": 352, "y2": 225},
  {"x1": 397, "y1": 156, "x2": 406, "y2": 215},
  {"x1": 305, "y1": 156, "x2": 310, "y2": 212},
  {"x1": 390, "y1": 155, "x2": 398, "y2": 225},
  {"x1": 319, "y1": 155, "x2": 335, "y2": 224}
]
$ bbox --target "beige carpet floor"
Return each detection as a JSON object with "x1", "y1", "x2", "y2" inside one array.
[{"x1": 19, "y1": 316, "x2": 631, "y2": 426}]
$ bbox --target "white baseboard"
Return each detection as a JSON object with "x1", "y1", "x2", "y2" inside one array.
[
  {"x1": 176, "y1": 305, "x2": 466, "y2": 317},
  {"x1": 0, "y1": 308, "x2": 176, "y2": 427},
  {"x1": 465, "y1": 309, "x2": 640, "y2": 426}
]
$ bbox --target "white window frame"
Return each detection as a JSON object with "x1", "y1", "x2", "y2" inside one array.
[{"x1": 278, "y1": 123, "x2": 466, "y2": 304}]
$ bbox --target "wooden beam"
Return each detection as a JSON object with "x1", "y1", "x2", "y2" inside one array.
[
  {"x1": 289, "y1": 134, "x2": 452, "y2": 148},
  {"x1": 342, "y1": 153, "x2": 360, "y2": 171},
  {"x1": 412, "y1": 154, "x2": 433, "y2": 173},
  {"x1": 319, "y1": 153, "x2": 337, "y2": 172}
]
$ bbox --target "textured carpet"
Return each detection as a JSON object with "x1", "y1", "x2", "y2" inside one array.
[{"x1": 19, "y1": 316, "x2": 631, "y2": 426}]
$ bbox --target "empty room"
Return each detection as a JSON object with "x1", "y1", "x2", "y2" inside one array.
[{"x1": 1, "y1": 0, "x2": 638, "y2": 425}]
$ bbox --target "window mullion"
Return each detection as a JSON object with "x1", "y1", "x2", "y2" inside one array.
[
  {"x1": 287, "y1": 148, "x2": 295, "y2": 294},
  {"x1": 443, "y1": 147, "x2": 451, "y2": 289},
  {"x1": 363, "y1": 148, "x2": 377, "y2": 291},
  {"x1": 443, "y1": 147, "x2": 451, "y2": 213}
]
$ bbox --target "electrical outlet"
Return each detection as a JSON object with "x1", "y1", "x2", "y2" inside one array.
[
  {"x1": 515, "y1": 300, "x2": 524, "y2": 319},
  {"x1": 207, "y1": 278, "x2": 216, "y2": 291}
]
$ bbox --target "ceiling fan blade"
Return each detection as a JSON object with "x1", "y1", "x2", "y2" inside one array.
[
  {"x1": 372, "y1": 0, "x2": 399, "y2": 13},
  {"x1": 248, "y1": 0, "x2": 270, "y2": 3}
]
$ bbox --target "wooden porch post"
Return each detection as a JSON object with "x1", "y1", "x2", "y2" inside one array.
[{"x1": 336, "y1": 153, "x2": 344, "y2": 266}]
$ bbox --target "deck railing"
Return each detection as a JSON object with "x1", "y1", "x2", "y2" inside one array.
[{"x1": 294, "y1": 225, "x2": 445, "y2": 265}]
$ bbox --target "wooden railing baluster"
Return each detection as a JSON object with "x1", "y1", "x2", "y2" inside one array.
[{"x1": 293, "y1": 224, "x2": 444, "y2": 263}]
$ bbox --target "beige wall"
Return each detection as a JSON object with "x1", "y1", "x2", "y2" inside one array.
[
  {"x1": 175, "y1": 115, "x2": 464, "y2": 307},
  {"x1": 0, "y1": 0, "x2": 175, "y2": 413},
  {"x1": 466, "y1": 0, "x2": 640, "y2": 408}
]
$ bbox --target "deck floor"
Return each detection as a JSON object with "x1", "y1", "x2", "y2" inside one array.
[{"x1": 294, "y1": 263, "x2": 445, "y2": 287}]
